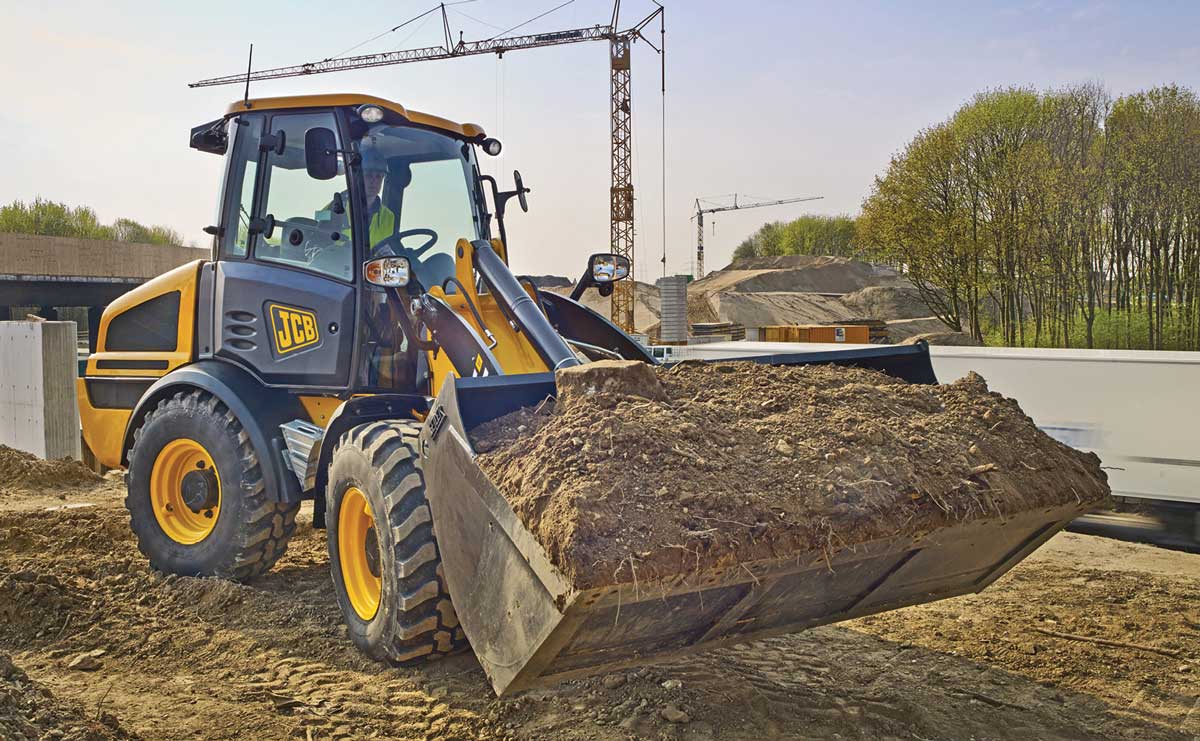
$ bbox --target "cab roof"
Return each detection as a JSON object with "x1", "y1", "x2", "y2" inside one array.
[{"x1": 225, "y1": 93, "x2": 486, "y2": 139}]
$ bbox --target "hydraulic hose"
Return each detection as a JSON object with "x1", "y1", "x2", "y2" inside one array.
[{"x1": 470, "y1": 240, "x2": 581, "y2": 371}]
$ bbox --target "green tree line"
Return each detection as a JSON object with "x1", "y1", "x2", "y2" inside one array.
[
  {"x1": 0, "y1": 197, "x2": 188, "y2": 247},
  {"x1": 858, "y1": 83, "x2": 1200, "y2": 351},
  {"x1": 732, "y1": 214, "x2": 860, "y2": 260}
]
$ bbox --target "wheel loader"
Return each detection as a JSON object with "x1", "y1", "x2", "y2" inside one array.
[{"x1": 77, "y1": 94, "x2": 1093, "y2": 695}]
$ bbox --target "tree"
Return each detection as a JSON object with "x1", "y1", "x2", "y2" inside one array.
[
  {"x1": 858, "y1": 83, "x2": 1200, "y2": 351},
  {"x1": 733, "y1": 215, "x2": 860, "y2": 260}
]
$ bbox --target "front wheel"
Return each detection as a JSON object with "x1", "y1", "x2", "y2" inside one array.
[{"x1": 326, "y1": 421, "x2": 466, "y2": 663}]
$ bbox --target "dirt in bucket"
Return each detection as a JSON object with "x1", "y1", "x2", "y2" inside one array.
[
  {"x1": 0, "y1": 446, "x2": 101, "y2": 496},
  {"x1": 472, "y1": 360, "x2": 1111, "y2": 590}
]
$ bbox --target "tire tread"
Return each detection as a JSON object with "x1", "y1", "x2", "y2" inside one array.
[{"x1": 327, "y1": 420, "x2": 467, "y2": 664}]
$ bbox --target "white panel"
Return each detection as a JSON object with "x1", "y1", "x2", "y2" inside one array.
[{"x1": 651, "y1": 340, "x2": 1200, "y2": 505}]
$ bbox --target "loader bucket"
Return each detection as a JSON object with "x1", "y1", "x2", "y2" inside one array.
[{"x1": 419, "y1": 344, "x2": 1089, "y2": 696}]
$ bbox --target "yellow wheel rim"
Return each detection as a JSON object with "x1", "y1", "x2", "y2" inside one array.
[
  {"x1": 150, "y1": 438, "x2": 221, "y2": 545},
  {"x1": 339, "y1": 486, "x2": 382, "y2": 621}
]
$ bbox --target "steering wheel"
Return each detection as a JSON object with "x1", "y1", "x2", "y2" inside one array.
[{"x1": 372, "y1": 228, "x2": 438, "y2": 260}]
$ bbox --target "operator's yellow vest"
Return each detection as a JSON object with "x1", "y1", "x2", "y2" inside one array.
[{"x1": 368, "y1": 204, "x2": 396, "y2": 250}]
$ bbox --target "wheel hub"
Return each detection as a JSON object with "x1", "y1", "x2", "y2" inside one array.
[
  {"x1": 149, "y1": 438, "x2": 222, "y2": 545},
  {"x1": 181, "y1": 468, "x2": 220, "y2": 513},
  {"x1": 364, "y1": 526, "x2": 381, "y2": 578},
  {"x1": 338, "y1": 486, "x2": 382, "y2": 621}
]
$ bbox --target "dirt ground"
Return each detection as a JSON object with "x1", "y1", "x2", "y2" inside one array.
[
  {"x1": 0, "y1": 473, "x2": 1196, "y2": 740},
  {"x1": 474, "y1": 361, "x2": 1109, "y2": 589}
]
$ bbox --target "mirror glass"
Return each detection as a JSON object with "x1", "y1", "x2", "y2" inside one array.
[
  {"x1": 304, "y1": 127, "x2": 339, "y2": 181},
  {"x1": 514, "y1": 170, "x2": 528, "y2": 212},
  {"x1": 590, "y1": 253, "x2": 630, "y2": 283}
]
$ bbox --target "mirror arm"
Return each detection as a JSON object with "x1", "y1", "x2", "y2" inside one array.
[
  {"x1": 247, "y1": 214, "x2": 276, "y2": 239},
  {"x1": 480, "y1": 174, "x2": 510, "y2": 248},
  {"x1": 569, "y1": 267, "x2": 596, "y2": 301}
]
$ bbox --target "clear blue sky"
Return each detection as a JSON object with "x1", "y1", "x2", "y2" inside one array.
[{"x1": 3, "y1": 1, "x2": 1197, "y2": 278}]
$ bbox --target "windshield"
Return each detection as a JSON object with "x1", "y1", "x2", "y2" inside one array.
[{"x1": 352, "y1": 123, "x2": 485, "y2": 290}]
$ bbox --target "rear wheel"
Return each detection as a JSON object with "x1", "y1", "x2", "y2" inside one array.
[
  {"x1": 326, "y1": 420, "x2": 466, "y2": 663},
  {"x1": 126, "y1": 389, "x2": 299, "y2": 580}
]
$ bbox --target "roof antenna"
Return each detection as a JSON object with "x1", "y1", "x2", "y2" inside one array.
[{"x1": 242, "y1": 43, "x2": 254, "y2": 109}]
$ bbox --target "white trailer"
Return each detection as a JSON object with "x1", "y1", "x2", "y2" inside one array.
[{"x1": 651, "y1": 342, "x2": 1200, "y2": 519}]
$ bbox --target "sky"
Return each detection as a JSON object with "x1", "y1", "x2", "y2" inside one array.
[{"x1": 3, "y1": 1, "x2": 1199, "y2": 280}]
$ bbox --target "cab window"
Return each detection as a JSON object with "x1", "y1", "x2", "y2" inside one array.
[
  {"x1": 220, "y1": 114, "x2": 264, "y2": 258},
  {"x1": 255, "y1": 111, "x2": 354, "y2": 282}
]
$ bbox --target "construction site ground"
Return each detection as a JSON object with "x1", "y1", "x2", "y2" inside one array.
[{"x1": 2, "y1": 478, "x2": 1197, "y2": 741}]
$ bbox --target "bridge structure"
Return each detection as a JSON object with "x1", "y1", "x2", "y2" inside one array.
[{"x1": 0, "y1": 232, "x2": 210, "y2": 347}]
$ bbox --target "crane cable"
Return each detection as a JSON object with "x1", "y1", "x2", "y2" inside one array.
[
  {"x1": 453, "y1": 7, "x2": 505, "y2": 32},
  {"x1": 324, "y1": 1, "x2": 478, "y2": 61},
  {"x1": 660, "y1": 7, "x2": 666, "y2": 277},
  {"x1": 484, "y1": 0, "x2": 578, "y2": 42}
]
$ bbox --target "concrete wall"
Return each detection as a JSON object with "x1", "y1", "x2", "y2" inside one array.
[
  {"x1": 0, "y1": 321, "x2": 80, "y2": 460},
  {"x1": 0, "y1": 232, "x2": 210, "y2": 280},
  {"x1": 656, "y1": 275, "x2": 688, "y2": 343}
]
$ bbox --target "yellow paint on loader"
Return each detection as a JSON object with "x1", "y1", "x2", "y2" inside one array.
[{"x1": 425, "y1": 239, "x2": 550, "y2": 397}]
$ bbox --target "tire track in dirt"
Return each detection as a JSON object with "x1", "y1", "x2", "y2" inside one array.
[
  {"x1": 2, "y1": 484, "x2": 1196, "y2": 740},
  {"x1": 235, "y1": 654, "x2": 487, "y2": 740}
]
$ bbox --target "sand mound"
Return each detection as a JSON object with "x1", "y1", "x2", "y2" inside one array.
[
  {"x1": 841, "y1": 285, "x2": 932, "y2": 321},
  {"x1": 0, "y1": 446, "x2": 101, "y2": 494},
  {"x1": 0, "y1": 654, "x2": 135, "y2": 740},
  {"x1": 548, "y1": 280, "x2": 662, "y2": 336},
  {"x1": 473, "y1": 361, "x2": 1109, "y2": 590}
]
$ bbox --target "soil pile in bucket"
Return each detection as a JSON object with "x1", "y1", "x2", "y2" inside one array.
[
  {"x1": 0, "y1": 446, "x2": 101, "y2": 495},
  {"x1": 0, "y1": 653, "x2": 135, "y2": 740},
  {"x1": 473, "y1": 360, "x2": 1110, "y2": 590}
]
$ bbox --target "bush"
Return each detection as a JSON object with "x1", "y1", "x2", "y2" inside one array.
[
  {"x1": 0, "y1": 198, "x2": 187, "y2": 247},
  {"x1": 982, "y1": 307, "x2": 1197, "y2": 351}
]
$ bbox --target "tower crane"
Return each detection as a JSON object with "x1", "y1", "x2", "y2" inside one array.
[
  {"x1": 190, "y1": 1, "x2": 665, "y2": 334},
  {"x1": 692, "y1": 194, "x2": 823, "y2": 277}
]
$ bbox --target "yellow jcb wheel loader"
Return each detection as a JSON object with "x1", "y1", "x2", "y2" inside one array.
[{"x1": 77, "y1": 94, "x2": 1092, "y2": 695}]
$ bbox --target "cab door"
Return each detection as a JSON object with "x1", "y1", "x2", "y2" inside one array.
[{"x1": 213, "y1": 109, "x2": 358, "y2": 389}]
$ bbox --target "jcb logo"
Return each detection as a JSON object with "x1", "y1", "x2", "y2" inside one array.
[{"x1": 268, "y1": 304, "x2": 319, "y2": 355}]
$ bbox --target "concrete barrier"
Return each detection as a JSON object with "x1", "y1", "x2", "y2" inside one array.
[
  {"x1": 0, "y1": 232, "x2": 210, "y2": 281},
  {"x1": 0, "y1": 321, "x2": 81, "y2": 460}
]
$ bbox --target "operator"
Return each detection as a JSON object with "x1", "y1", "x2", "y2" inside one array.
[
  {"x1": 355, "y1": 145, "x2": 410, "y2": 389},
  {"x1": 317, "y1": 144, "x2": 398, "y2": 257},
  {"x1": 360, "y1": 147, "x2": 398, "y2": 253}
]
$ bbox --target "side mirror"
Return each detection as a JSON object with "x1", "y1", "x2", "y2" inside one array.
[
  {"x1": 569, "y1": 253, "x2": 630, "y2": 301},
  {"x1": 589, "y1": 253, "x2": 630, "y2": 284},
  {"x1": 363, "y1": 257, "x2": 411, "y2": 288},
  {"x1": 305, "y1": 127, "x2": 339, "y2": 181},
  {"x1": 513, "y1": 170, "x2": 529, "y2": 213}
]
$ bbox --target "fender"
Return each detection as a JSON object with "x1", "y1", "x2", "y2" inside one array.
[
  {"x1": 307, "y1": 393, "x2": 431, "y2": 528},
  {"x1": 123, "y1": 360, "x2": 306, "y2": 503}
]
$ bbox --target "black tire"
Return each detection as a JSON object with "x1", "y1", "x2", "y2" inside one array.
[
  {"x1": 326, "y1": 420, "x2": 467, "y2": 663},
  {"x1": 126, "y1": 389, "x2": 299, "y2": 580}
]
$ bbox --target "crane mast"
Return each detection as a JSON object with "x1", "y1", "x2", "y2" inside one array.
[
  {"x1": 191, "y1": 2, "x2": 665, "y2": 334},
  {"x1": 692, "y1": 194, "x2": 822, "y2": 277}
]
